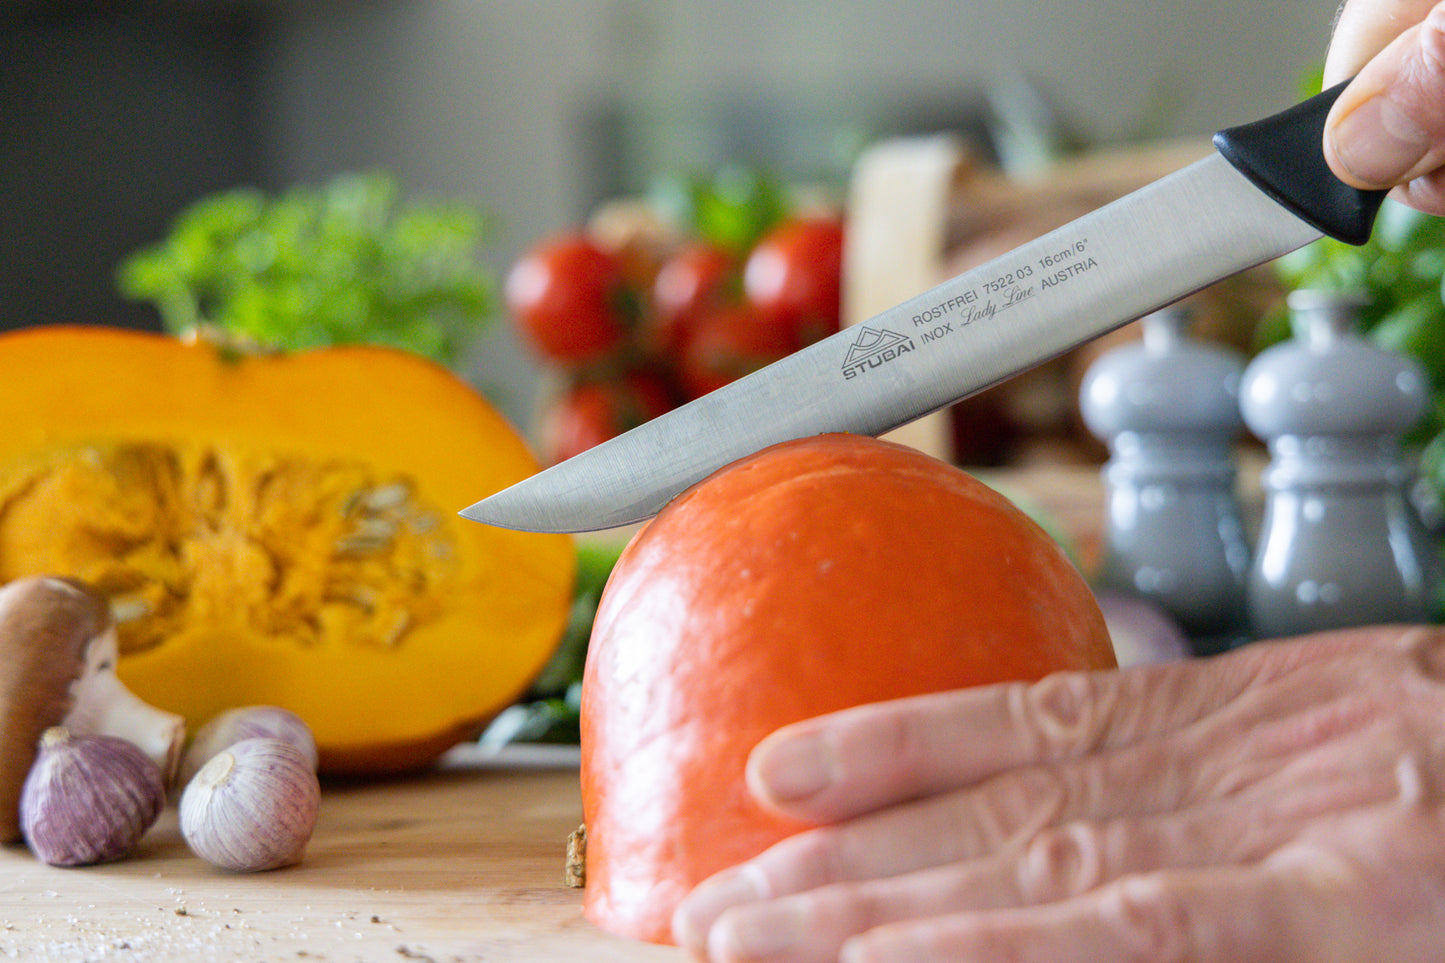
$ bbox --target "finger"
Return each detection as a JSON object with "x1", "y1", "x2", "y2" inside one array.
[
  {"x1": 1325, "y1": 5, "x2": 1445, "y2": 190},
  {"x1": 839, "y1": 789, "x2": 1445, "y2": 963},
  {"x1": 839, "y1": 861, "x2": 1327, "y2": 963},
  {"x1": 948, "y1": 757, "x2": 1407, "y2": 915},
  {"x1": 1391, "y1": 167, "x2": 1445, "y2": 214},
  {"x1": 1326, "y1": 0, "x2": 1440, "y2": 83},
  {"x1": 751, "y1": 654, "x2": 1431, "y2": 880},
  {"x1": 693, "y1": 794, "x2": 1334, "y2": 963},
  {"x1": 747, "y1": 627, "x2": 1405, "y2": 823}
]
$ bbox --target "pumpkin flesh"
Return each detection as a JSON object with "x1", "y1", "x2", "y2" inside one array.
[
  {"x1": 0, "y1": 326, "x2": 574, "y2": 774},
  {"x1": 580, "y1": 433, "x2": 1116, "y2": 943}
]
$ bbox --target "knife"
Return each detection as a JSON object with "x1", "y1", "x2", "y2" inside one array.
[{"x1": 462, "y1": 80, "x2": 1387, "y2": 533}]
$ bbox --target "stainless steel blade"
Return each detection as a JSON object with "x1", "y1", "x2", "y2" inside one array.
[{"x1": 463, "y1": 152, "x2": 1321, "y2": 533}]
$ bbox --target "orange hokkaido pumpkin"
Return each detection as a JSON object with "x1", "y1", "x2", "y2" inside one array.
[
  {"x1": 0, "y1": 325, "x2": 574, "y2": 774},
  {"x1": 579, "y1": 433, "x2": 1116, "y2": 944}
]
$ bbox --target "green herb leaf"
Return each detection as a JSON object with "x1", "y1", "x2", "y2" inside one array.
[
  {"x1": 117, "y1": 173, "x2": 498, "y2": 367},
  {"x1": 648, "y1": 165, "x2": 790, "y2": 255}
]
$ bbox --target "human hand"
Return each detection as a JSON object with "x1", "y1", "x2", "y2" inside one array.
[
  {"x1": 1325, "y1": 0, "x2": 1445, "y2": 212},
  {"x1": 672, "y1": 625, "x2": 1445, "y2": 963}
]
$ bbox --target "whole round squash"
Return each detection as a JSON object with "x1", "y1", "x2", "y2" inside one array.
[
  {"x1": 0, "y1": 325, "x2": 574, "y2": 775},
  {"x1": 579, "y1": 433, "x2": 1116, "y2": 943}
]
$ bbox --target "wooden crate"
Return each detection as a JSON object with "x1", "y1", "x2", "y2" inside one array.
[{"x1": 842, "y1": 134, "x2": 1283, "y2": 466}]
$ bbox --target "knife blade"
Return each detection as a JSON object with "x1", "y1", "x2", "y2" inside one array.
[{"x1": 462, "y1": 81, "x2": 1386, "y2": 533}]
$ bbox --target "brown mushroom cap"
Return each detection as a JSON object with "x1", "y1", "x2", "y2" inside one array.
[{"x1": 0, "y1": 577, "x2": 111, "y2": 842}]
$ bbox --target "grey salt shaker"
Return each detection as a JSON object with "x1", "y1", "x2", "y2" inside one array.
[
  {"x1": 1241, "y1": 288, "x2": 1434, "y2": 638},
  {"x1": 1080, "y1": 305, "x2": 1252, "y2": 653}
]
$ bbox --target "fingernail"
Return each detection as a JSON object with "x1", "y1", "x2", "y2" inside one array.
[
  {"x1": 711, "y1": 902, "x2": 805, "y2": 960},
  {"x1": 1330, "y1": 93, "x2": 1430, "y2": 187},
  {"x1": 673, "y1": 869, "x2": 767, "y2": 952},
  {"x1": 750, "y1": 732, "x2": 833, "y2": 803}
]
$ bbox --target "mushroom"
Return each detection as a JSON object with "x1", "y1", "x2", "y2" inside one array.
[{"x1": 0, "y1": 576, "x2": 184, "y2": 842}]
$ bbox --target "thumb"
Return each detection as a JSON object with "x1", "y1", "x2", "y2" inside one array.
[{"x1": 1325, "y1": 3, "x2": 1445, "y2": 190}]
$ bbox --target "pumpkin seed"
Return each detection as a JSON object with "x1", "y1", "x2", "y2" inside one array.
[
  {"x1": 110, "y1": 596, "x2": 152, "y2": 624},
  {"x1": 361, "y1": 483, "x2": 410, "y2": 513},
  {"x1": 380, "y1": 611, "x2": 411, "y2": 648}
]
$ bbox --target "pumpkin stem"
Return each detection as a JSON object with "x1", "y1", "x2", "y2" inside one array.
[
  {"x1": 183, "y1": 324, "x2": 284, "y2": 362},
  {"x1": 566, "y1": 823, "x2": 587, "y2": 887}
]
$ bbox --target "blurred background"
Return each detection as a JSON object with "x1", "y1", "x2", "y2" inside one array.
[{"x1": 2, "y1": 0, "x2": 1334, "y2": 427}]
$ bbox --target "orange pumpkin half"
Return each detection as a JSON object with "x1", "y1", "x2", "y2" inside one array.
[
  {"x1": 0, "y1": 325, "x2": 574, "y2": 775},
  {"x1": 579, "y1": 433, "x2": 1116, "y2": 944}
]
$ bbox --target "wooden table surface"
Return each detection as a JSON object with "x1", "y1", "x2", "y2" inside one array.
[{"x1": 0, "y1": 744, "x2": 684, "y2": 963}]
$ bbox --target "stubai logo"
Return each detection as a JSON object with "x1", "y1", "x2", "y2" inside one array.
[{"x1": 841, "y1": 326, "x2": 914, "y2": 380}]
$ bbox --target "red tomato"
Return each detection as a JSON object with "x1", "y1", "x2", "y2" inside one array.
[
  {"x1": 505, "y1": 234, "x2": 636, "y2": 364},
  {"x1": 742, "y1": 216, "x2": 844, "y2": 350},
  {"x1": 540, "y1": 372, "x2": 676, "y2": 464},
  {"x1": 678, "y1": 303, "x2": 794, "y2": 400},
  {"x1": 647, "y1": 243, "x2": 738, "y2": 357}
]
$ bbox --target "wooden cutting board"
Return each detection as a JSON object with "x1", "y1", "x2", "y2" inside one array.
[{"x1": 0, "y1": 744, "x2": 684, "y2": 962}]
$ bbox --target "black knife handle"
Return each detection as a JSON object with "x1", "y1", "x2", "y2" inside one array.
[{"x1": 1213, "y1": 80, "x2": 1388, "y2": 245}]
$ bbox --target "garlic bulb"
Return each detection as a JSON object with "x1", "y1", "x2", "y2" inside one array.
[
  {"x1": 20, "y1": 727, "x2": 165, "y2": 866},
  {"x1": 177, "y1": 705, "x2": 318, "y2": 788},
  {"x1": 179, "y1": 737, "x2": 320, "y2": 872}
]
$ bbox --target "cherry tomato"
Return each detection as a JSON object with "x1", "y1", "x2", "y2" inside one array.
[
  {"x1": 678, "y1": 303, "x2": 795, "y2": 400},
  {"x1": 505, "y1": 234, "x2": 636, "y2": 364},
  {"x1": 647, "y1": 243, "x2": 739, "y2": 358},
  {"x1": 742, "y1": 216, "x2": 845, "y2": 350},
  {"x1": 541, "y1": 371, "x2": 676, "y2": 464}
]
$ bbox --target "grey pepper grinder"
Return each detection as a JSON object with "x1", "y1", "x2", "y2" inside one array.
[
  {"x1": 1080, "y1": 305, "x2": 1252, "y2": 653},
  {"x1": 1241, "y1": 288, "x2": 1435, "y2": 638}
]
